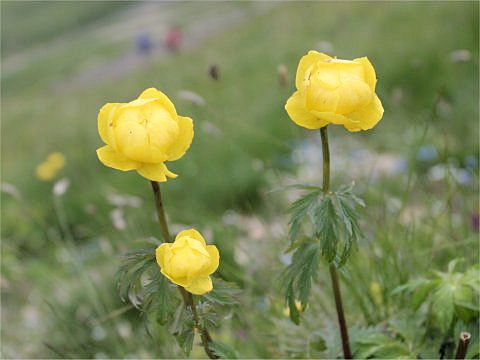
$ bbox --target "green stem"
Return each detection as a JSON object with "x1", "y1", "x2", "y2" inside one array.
[
  {"x1": 320, "y1": 127, "x2": 330, "y2": 193},
  {"x1": 150, "y1": 181, "x2": 171, "y2": 243},
  {"x1": 150, "y1": 181, "x2": 218, "y2": 359},
  {"x1": 320, "y1": 127, "x2": 352, "y2": 359}
]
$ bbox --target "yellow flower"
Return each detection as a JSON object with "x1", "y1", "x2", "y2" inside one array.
[
  {"x1": 369, "y1": 282, "x2": 383, "y2": 307},
  {"x1": 96, "y1": 88, "x2": 194, "y2": 182},
  {"x1": 283, "y1": 300, "x2": 306, "y2": 317},
  {"x1": 156, "y1": 229, "x2": 219, "y2": 295},
  {"x1": 285, "y1": 51, "x2": 384, "y2": 132},
  {"x1": 36, "y1": 152, "x2": 66, "y2": 181}
]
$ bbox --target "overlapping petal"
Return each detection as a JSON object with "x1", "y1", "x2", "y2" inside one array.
[
  {"x1": 286, "y1": 52, "x2": 383, "y2": 132},
  {"x1": 295, "y1": 51, "x2": 332, "y2": 90},
  {"x1": 344, "y1": 94, "x2": 384, "y2": 132},
  {"x1": 137, "y1": 163, "x2": 177, "y2": 182},
  {"x1": 96, "y1": 87, "x2": 194, "y2": 181},
  {"x1": 285, "y1": 91, "x2": 329, "y2": 129},
  {"x1": 96, "y1": 145, "x2": 138, "y2": 171},
  {"x1": 155, "y1": 229, "x2": 220, "y2": 295},
  {"x1": 167, "y1": 116, "x2": 194, "y2": 161}
]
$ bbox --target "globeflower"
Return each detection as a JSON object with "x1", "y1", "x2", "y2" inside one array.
[
  {"x1": 96, "y1": 88, "x2": 194, "y2": 182},
  {"x1": 36, "y1": 152, "x2": 66, "y2": 181},
  {"x1": 285, "y1": 51, "x2": 384, "y2": 132},
  {"x1": 156, "y1": 229, "x2": 219, "y2": 295}
]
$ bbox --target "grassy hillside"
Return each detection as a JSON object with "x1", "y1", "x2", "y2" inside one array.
[{"x1": 1, "y1": 1, "x2": 478, "y2": 358}]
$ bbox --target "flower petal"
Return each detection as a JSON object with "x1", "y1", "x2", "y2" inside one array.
[
  {"x1": 285, "y1": 91, "x2": 329, "y2": 129},
  {"x1": 155, "y1": 243, "x2": 170, "y2": 269},
  {"x1": 137, "y1": 162, "x2": 178, "y2": 182},
  {"x1": 167, "y1": 116, "x2": 194, "y2": 161},
  {"x1": 185, "y1": 238, "x2": 210, "y2": 257},
  {"x1": 176, "y1": 229, "x2": 206, "y2": 246},
  {"x1": 137, "y1": 87, "x2": 178, "y2": 118},
  {"x1": 309, "y1": 110, "x2": 349, "y2": 125},
  {"x1": 96, "y1": 145, "x2": 138, "y2": 171},
  {"x1": 295, "y1": 51, "x2": 331, "y2": 90},
  {"x1": 185, "y1": 276, "x2": 213, "y2": 295},
  {"x1": 161, "y1": 268, "x2": 189, "y2": 287},
  {"x1": 206, "y1": 245, "x2": 220, "y2": 275},
  {"x1": 344, "y1": 94, "x2": 384, "y2": 132},
  {"x1": 354, "y1": 56, "x2": 377, "y2": 92},
  {"x1": 98, "y1": 103, "x2": 120, "y2": 148}
]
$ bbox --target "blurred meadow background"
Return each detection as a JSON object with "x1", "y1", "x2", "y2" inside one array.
[{"x1": 1, "y1": 1, "x2": 479, "y2": 358}]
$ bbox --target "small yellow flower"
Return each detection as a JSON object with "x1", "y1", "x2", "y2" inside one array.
[
  {"x1": 36, "y1": 152, "x2": 66, "y2": 181},
  {"x1": 283, "y1": 300, "x2": 306, "y2": 317},
  {"x1": 156, "y1": 229, "x2": 219, "y2": 295},
  {"x1": 369, "y1": 281, "x2": 383, "y2": 307},
  {"x1": 96, "y1": 88, "x2": 194, "y2": 182},
  {"x1": 285, "y1": 51, "x2": 384, "y2": 132}
]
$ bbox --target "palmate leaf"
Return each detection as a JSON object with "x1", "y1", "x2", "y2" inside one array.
[
  {"x1": 312, "y1": 196, "x2": 338, "y2": 262},
  {"x1": 282, "y1": 184, "x2": 365, "y2": 323},
  {"x1": 210, "y1": 341, "x2": 240, "y2": 359},
  {"x1": 286, "y1": 185, "x2": 364, "y2": 266},
  {"x1": 282, "y1": 242, "x2": 321, "y2": 324},
  {"x1": 116, "y1": 248, "x2": 156, "y2": 308},
  {"x1": 393, "y1": 261, "x2": 479, "y2": 336},
  {"x1": 351, "y1": 328, "x2": 413, "y2": 359},
  {"x1": 287, "y1": 189, "x2": 322, "y2": 245},
  {"x1": 204, "y1": 278, "x2": 241, "y2": 306},
  {"x1": 173, "y1": 308, "x2": 195, "y2": 356},
  {"x1": 116, "y1": 247, "x2": 179, "y2": 326},
  {"x1": 143, "y1": 269, "x2": 177, "y2": 324}
]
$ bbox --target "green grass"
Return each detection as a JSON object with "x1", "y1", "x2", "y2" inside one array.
[{"x1": 1, "y1": 1, "x2": 478, "y2": 358}]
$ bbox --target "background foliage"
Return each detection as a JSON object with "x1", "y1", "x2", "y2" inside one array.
[{"x1": 1, "y1": 1, "x2": 479, "y2": 358}]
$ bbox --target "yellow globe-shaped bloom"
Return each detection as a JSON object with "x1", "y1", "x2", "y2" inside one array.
[
  {"x1": 96, "y1": 88, "x2": 194, "y2": 182},
  {"x1": 285, "y1": 51, "x2": 384, "y2": 132},
  {"x1": 156, "y1": 229, "x2": 219, "y2": 295}
]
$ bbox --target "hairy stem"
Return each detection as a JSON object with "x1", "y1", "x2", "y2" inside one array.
[
  {"x1": 150, "y1": 181, "x2": 218, "y2": 359},
  {"x1": 320, "y1": 127, "x2": 352, "y2": 359}
]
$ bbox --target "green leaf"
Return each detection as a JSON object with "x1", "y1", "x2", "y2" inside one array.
[
  {"x1": 210, "y1": 341, "x2": 239, "y2": 359},
  {"x1": 337, "y1": 182, "x2": 366, "y2": 207},
  {"x1": 173, "y1": 309, "x2": 195, "y2": 356},
  {"x1": 432, "y1": 283, "x2": 455, "y2": 333},
  {"x1": 310, "y1": 335, "x2": 327, "y2": 352},
  {"x1": 316, "y1": 198, "x2": 338, "y2": 262},
  {"x1": 412, "y1": 281, "x2": 436, "y2": 311},
  {"x1": 287, "y1": 189, "x2": 322, "y2": 245},
  {"x1": 447, "y1": 258, "x2": 463, "y2": 273},
  {"x1": 116, "y1": 248, "x2": 156, "y2": 308},
  {"x1": 391, "y1": 278, "x2": 431, "y2": 296},
  {"x1": 281, "y1": 242, "x2": 321, "y2": 324},
  {"x1": 285, "y1": 236, "x2": 310, "y2": 253},
  {"x1": 204, "y1": 278, "x2": 241, "y2": 306},
  {"x1": 353, "y1": 330, "x2": 412, "y2": 359},
  {"x1": 454, "y1": 285, "x2": 478, "y2": 322},
  {"x1": 287, "y1": 283, "x2": 300, "y2": 325},
  {"x1": 176, "y1": 327, "x2": 194, "y2": 356},
  {"x1": 143, "y1": 270, "x2": 175, "y2": 324},
  {"x1": 335, "y1": 197, "x2": 362, "y2": 266}
]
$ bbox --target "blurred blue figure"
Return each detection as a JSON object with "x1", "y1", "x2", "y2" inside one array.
[
  {"x1": 464, "y1": 155, "x2": 478, "y2": 170},
  {"x1": 416, "y1": 144, "x2": 438, "y2": 162},
  {"x1": 452, "y1": 168, "x2": 472, "y2": 185},
  {"x1": 136, "y1": 33, "x2": 153, "y2": 55}
]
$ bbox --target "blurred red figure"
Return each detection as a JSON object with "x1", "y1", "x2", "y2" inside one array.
[{"x1": 165, "y1": 26, "x2": 183, "y2": 52}]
